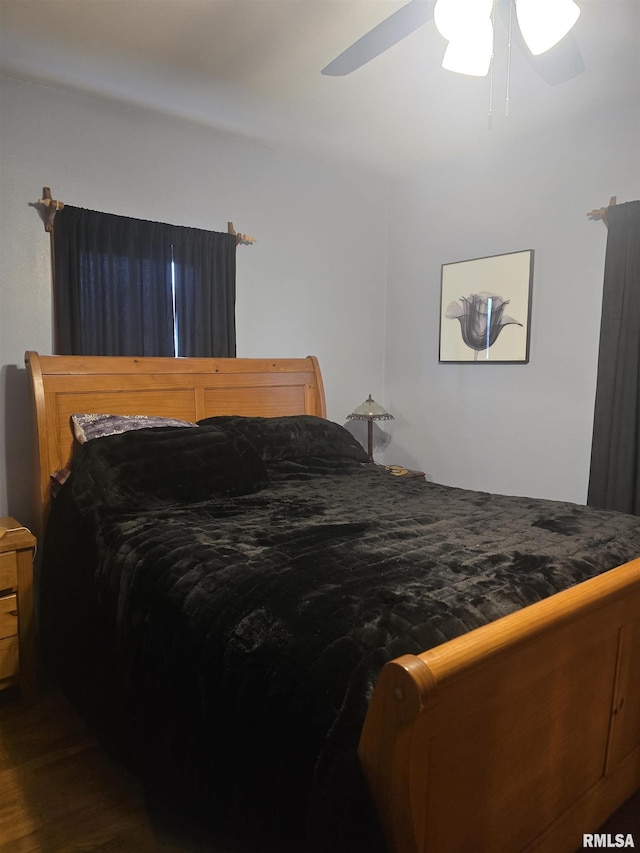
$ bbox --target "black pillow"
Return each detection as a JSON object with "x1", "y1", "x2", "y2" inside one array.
[
  {"x1": 196, "y1": 415, "x2": 369, "y2": 464},
  {"x1": 71, "y1": 425, "x2": 270, "y2": 509}
]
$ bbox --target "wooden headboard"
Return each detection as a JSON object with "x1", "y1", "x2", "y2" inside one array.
[{"x1": 25, "y1": 351, "x2": 326, "y2": 519}]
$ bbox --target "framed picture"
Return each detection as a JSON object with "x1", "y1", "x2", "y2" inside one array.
[{"x1": 439, "y1": 249, "x2": 534, "y2": 363}]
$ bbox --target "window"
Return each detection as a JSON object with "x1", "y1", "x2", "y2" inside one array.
[{"x1": 53, "y1": 206, "x2": 236, "y2": 358}]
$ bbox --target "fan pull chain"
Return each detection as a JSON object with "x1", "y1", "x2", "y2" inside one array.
[
  {"x1": 488, "y1": 0, "x2": 496, "y2": 130},
  {"x1": 505, "y1": 0, "x2": 513, "y2": 118}
]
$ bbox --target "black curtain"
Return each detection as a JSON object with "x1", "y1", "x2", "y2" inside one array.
[
  {"x1": 172, "y1": 226, "x2": 236, "y2": 358},
  {"x1": 53, "y1": 206, "x2": 236, "y2": 358},
  {"x1": 588, "y1": 200, "x2": 640, "y2": 514}
]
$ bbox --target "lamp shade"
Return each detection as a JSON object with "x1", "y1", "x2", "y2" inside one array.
[
  {"x1": 434, "y1": 0, "x2": 493, "y2": 41},
  {"x1": 516, "y1": 0, "x2": 580, "y2": 56},
  {"x1": 435, "y1": 0, "x2": 494, "y2": 76},
  {"x1": 442, "y1": 21, "x2": 493, "y2": 77},
  {"x1": 346, "y1": 394, "x2": 394, "y2": 422}
]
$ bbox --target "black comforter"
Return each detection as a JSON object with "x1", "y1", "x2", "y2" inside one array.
[{"x1": 41, "y1": 416, "x2": 640, "y2": 852}]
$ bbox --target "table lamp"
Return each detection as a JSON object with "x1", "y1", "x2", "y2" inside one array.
[{"x1": 347, "y1": 394, "x2": 394, "y2": 463}]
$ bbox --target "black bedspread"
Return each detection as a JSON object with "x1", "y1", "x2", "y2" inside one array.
[{"x1": 41, "y1": 417, "x2": 640, "y2": 852}]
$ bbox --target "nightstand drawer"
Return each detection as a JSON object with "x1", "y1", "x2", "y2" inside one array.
[
  {"x1": 0, "y1": 518, "x2": 36, "y2": 698},
  {"x1": 0, "y1": 594, "x2": 18, "y2": 640},
  {"x1": 0, "y1": 636, "x2": 19, "y2": 680},
  {"x1": 0, "y1": 551, "x2": 18, "y2": 592}
]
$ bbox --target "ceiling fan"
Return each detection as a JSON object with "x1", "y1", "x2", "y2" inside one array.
[{"x1": 321, "y1": 0, "x2": 584, "y2": 86}]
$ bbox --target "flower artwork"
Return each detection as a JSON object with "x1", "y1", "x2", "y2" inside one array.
[
  {"x1": 445, "y1": 292, "x2": 521, "y2": 360},
  {"x1": 439, "y1": 250, "x2": 533, "y2": 363}
]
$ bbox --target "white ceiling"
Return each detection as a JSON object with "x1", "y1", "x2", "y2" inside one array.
[{"x1": 1, "y1": 0, "x2": 638, "y2": 175}]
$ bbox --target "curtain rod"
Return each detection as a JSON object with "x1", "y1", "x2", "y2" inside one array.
[
  {"x1": 586, "y1": 195, "x2": 617, "y2": 225},
  {"x1": 35, "y1": 188, "x2": 256, "y2": 245}
]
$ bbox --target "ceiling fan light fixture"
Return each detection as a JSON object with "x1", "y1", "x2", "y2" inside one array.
[
  {"x1": 442, "y1": 23, "x2": 494, "y2": 76},
  {"x1": 515, "y1": 0, "x2": 580, "y2": 56},
  {"x1": 434, "y1": 0, "x2": 494, "y2": 76},
  {"x1": 434, "y1": 0, "x2": 461, "y2": 41},
  {"x1": 434, "y1": 0, "x2": 493, "y2": 41}
]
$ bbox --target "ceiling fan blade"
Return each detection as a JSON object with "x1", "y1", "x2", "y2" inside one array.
[
  {"x1": 519, "y1": 32, "x2": 585, "y2": 85},
  {"x1": 321, "y1": 0, "x2": 433, "y2": 76},
  {"x1": 497, "y1": 0, "x2": 585, "y2": 85}
]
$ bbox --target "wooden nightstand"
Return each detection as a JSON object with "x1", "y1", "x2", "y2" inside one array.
[{"x1": 0, "y1": 517, "x2": 37, "y2": 700}]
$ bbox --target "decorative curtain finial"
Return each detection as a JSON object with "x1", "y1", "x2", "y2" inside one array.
[{"x1": 37, "y1": 187, "x2": 64, "y2": 232}]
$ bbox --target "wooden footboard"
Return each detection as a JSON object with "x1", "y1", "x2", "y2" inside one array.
[{"x1": 359, "y1": 557, "x2": 640, "y2": 853}]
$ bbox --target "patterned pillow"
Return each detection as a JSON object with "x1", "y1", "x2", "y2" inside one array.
[
  {"x1": 71, "y1": 413, "x2": 197, "y2": 444},
  {"x1": 50, "y1": 467, "x2": 71, "y2": 497}
]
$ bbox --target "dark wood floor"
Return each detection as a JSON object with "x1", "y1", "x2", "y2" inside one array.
[
  {"x1": 0, "y1": 687, "x2": 186, "y2": 851},
  {"x1": 576, "y1": 787, "x2": 640, "y2": 850},
  {"x1": 1, "y1": 687, "x2": 638, "y2": 852}
]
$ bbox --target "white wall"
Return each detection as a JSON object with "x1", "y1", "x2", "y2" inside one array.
[
  {"x1": 384, "y1": 96, "x2": 640, "y2": 503},
  {"x1": 2, "y1": 74, "x2": 639, "y2": 528},
  {"x1": 0, "y1": 75, "x2": 389, "y2": 527}
]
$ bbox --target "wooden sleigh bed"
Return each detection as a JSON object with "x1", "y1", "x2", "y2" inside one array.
[{"x1": 25, "y1": 350, "x2": 640, "y2": 853}]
